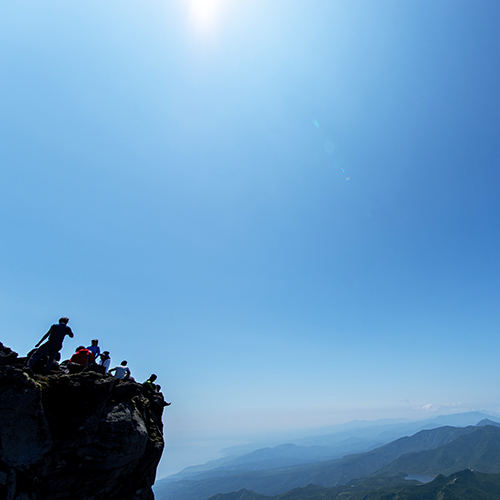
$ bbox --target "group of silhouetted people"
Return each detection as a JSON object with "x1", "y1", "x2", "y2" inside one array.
[
  {"x1": 28, "y1": 318, "x2": 130, "y2": 377},
  {"x1": 26, "y1": 317, "x2": 171, "y2": 411},
  {"x1": 142, "y1": 374, "x2": 170, "y2": 403},
  {"x1": 64, "y1": 342, "x2": 117, "y2": 375}
]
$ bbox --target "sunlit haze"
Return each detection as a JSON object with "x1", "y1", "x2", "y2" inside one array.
[
  {"x1": 189, "y1": 0, "x2": 221, "y2": 31},
  {"x1": 1, "y1": 0, "x2": 500, "y2": 479}
]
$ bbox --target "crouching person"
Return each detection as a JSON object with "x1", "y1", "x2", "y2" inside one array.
[{"x1": 67, "y1": 345, "x2": 95, "y2": 373}]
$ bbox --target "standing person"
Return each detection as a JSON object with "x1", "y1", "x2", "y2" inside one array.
[
  {"x1": 87, "y1": 339, "x2": 100, "y2": 361},
  {"x1": 98, "y1": 351, "x2": 111, "y2": 372},
  {"x1": 109, "y1": 360, "x2": 131, "y2": 380},
  {"x1": 27, "y1": 317, "x2": 74, "y2": 373}
]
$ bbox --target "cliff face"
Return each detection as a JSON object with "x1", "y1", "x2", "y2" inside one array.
[{"x1": 0, "y1": 342, "x2": 164, "y2": 500}]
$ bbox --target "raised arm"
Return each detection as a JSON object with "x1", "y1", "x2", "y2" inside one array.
[{"x1": 35, "y1": 330, "x2": 51, "y2": 347}]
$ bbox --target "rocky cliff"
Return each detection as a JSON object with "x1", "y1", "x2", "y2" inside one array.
[{"x1": 0, "y1": 342, "x2": 164, "y2": 500}]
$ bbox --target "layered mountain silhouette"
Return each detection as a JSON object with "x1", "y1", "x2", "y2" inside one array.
[
  {"x1": 154, "y1": 421, "x2": 500, "y2": 500},
  {"x1": 164, "y1": 439, "x2": 385, "y2": 481},
  {"x1": 207, "y1": 469, "x2": 500, "y2": 500},
  {"x1": 375, "y1": 424, "x2": 500, "y2": 477},
  {"x1": 477, "y1": 418, "x2": 500, "y2": 428},
  {"x1": 159, "y1": 412, "x2": 493, "y2": 484}
]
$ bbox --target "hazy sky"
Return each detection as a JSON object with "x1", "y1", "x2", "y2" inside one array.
[{"x1": 1, "y1": 0, "x2": 500, "y2": 478}]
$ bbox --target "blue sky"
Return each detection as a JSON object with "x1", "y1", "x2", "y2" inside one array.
[{"x1": 1, "y1": 0, "x2": 500, "y2": 477}]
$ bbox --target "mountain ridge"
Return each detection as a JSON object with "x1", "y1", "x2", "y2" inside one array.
[
  {"x1": 206, "y1": 469, "x2": 500, "y2": 500},
  {"x1": 376, "y1": 424, "x2": 500, "y2": 477},
  {"x1": 162, "y1": 411, "x2": 499, "y2": 484},
  {"x1": 154, "y1": 424, "x2": 490, "y2": 500}
]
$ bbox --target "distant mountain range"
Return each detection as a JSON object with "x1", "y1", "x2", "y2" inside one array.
[
  {"x1": 216, "y1": 411, "x2": 496, "y2": 456},
  {"x1": 207, "y1": 469, "x2": 500, "y2": 500},
  {"x1": 164, "y1": 438, "x2": 384, "y2": 481},
  {"x1": 153, "y1": 412, "x2": 500, "y2": 500},
  {"x1": 375, "y1": 424, "x2": 500, "y2": 477},
  {"x1": 162, "y1": 411, "x2": 495, "y2": 482}
]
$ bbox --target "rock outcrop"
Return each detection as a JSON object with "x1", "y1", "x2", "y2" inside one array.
[{"x1": 0, "y1": 342, "x2": 164, "y2": 500}]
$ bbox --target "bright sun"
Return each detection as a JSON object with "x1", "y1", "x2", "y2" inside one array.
[{"x1": 189, "y1": 0, "x2": 221, "y2": 31}]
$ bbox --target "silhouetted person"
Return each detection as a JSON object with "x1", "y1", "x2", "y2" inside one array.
[
  {"x1": 98, "y1": 350, "x2": 111, "y2": 372},
  {"x1": 155, "y1": 385, "x2": 171, "y2": 407},
  {"x1": 87, "y1": 339, "x2": 100, "y2": 360},
  {"x1": 142, "y1": 377, "x2": 171, "y2": 432},
  {"x1": 109, "y1": 360, "x2": 131, "y2": 380},
  {"x1": 142, "y1": 374, "x2": 157, "y2": 397},
  {"x1": 27, "y1": 317, "x2": 74, "y2": 373}
]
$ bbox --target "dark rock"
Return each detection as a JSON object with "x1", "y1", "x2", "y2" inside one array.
[
  {"x1": 0, "y1": 342, "x2": 164, "y2": 500},
  {"x1": 0, "y1": 343, "x2": 21, "y2": 366}
]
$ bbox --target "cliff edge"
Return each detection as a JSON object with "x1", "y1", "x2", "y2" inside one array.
[{"x1": 0, "y1": 342, "x2": 164, "y2": 500}]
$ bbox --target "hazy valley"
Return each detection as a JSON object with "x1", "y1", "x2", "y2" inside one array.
[{"x1": 154, "y1": 412, "x2": 500, "y2": 500}]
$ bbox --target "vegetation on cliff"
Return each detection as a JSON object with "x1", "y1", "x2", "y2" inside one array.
[{"x1": 0, "y1": 342, "x2": 164, "y2": 500}]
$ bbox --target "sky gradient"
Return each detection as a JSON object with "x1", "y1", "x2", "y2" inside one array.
[{"x1": 1, "y1": 0, "x2": 500, "y2": 477}]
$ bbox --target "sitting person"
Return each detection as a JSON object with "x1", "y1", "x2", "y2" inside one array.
[
  {"x1": 27, "y1": 349, "x2": 63, "y2": 373},
  {"x1": 98, "y1": 351, "x2": 111, "y2": 372},
  {"x1": 142, "y1": 378, "x2": 171, "y2": 432},
  {"x1": 156, "y1": 384, "x2": 172, "y2": 406},
  {"x1": 155, "y1": 385, "x2": 171, "y2": 406},
  {"x1": 109, "y1": 360, "x2": 131, "y2": 380},
  {"x1": 142, "y1": 374, "x2": 158, "y2": 397},
  {"x1": 70, "y1": 346, "x2": 95, "y2": 366},
  {"x1": 87, "y1": 339, "x2": 100, "y2": 360}
]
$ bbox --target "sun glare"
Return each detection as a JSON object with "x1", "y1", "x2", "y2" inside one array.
[{"x1": 189, "y1": 0, "x2": 221, "y2": 31}]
